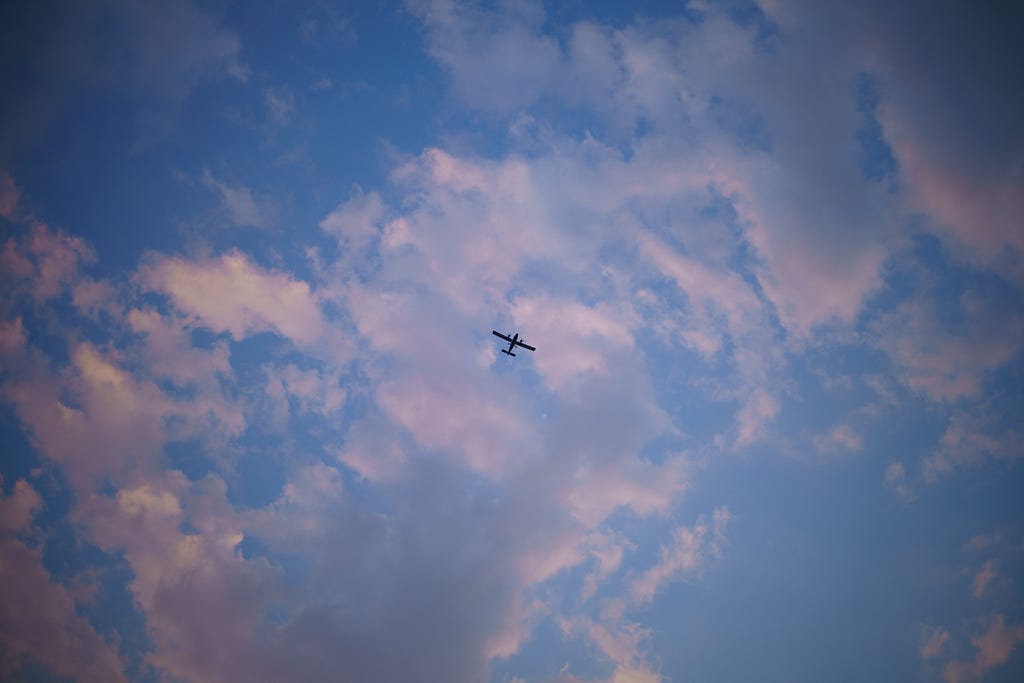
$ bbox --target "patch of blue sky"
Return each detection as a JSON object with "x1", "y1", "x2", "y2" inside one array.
[
  {"x1": 655, "y1": 455, "x2": 937, "y2": 679},
  {"x1": 226, "y1": 446, "x2": 289, "y2": 509},
  {"x1": 710, "y1": 94, "x2": 773, "y2": 153},
  {"x1": 5, "y1": 308, "x2": 73, "y2": 374},
  {"x1": 164, "y1": 437, "x2": 218, "y2": 482},
  {"x1": 641, "y1": 351, "x2": 740, "y2": 440},
  {"x1": 76, "y1": 558, "x2": 155, "y2": 680},
  {"x1": 854, "y1": 73, "x2": 898, "y2": 183},
  {"x1": 0, "y1": 410, "x2": 44, "y2": 495}
]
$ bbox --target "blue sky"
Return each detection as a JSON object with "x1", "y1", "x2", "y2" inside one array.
[{"x1": 1, "y1": 1, "x2": 1023, "y2": 682}]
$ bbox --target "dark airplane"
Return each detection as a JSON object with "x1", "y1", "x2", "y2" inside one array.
[{"x1": 492, "y1": 330, "x2": 536, "y2": 357}]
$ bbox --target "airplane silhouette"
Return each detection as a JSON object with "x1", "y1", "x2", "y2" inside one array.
[{"x1": 492, "y1": 330, "x2": 536, "y2": 357}]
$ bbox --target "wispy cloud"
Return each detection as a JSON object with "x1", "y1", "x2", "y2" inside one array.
[
  {"x1": 200, "y1": 169, "x2": 275, "y2": 229},
  {"x1": 631, "y1": 506, "x2": 731, "y2": 604}
]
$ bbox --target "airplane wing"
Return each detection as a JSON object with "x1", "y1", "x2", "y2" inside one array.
[
  {"x1": 515, "y1": 340, "x2": 536, "y2": 351},
  {"x1": 492, "y1": 330, "x2": 514, "y2": 343}
]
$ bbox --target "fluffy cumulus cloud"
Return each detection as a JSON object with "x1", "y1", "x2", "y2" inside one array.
[
  {"x1": 0, "y1": 479, "x2": 127, "y2": 683},
  {"x1": 0, "y1": 1, "x2": 1022, "y2": 682},
  {"x1": 138, "y1": 250, "x2": 328, "y2": 346}
]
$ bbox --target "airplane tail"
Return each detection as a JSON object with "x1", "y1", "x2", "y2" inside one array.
[{"x1": 501, "y1": 349, "x2": 516, "y2": 357}]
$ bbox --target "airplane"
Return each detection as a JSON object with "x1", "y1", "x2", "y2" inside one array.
[{"x1": 492, "y1": 330, "x2": 536, "y2": 357}]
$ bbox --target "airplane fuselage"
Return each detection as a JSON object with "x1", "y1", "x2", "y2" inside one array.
[{"x1": 492, "y1": 330, "x2": 535, "y2": 357}]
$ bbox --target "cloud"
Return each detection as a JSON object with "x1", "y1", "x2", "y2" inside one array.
[
  {"x1": 943, "y1": 615, "x2": 1024, "y2": 683},
  {"x1": 557, "y1": 602, "x2": 661, "y2": 683},
  {"x1": 407, "y1": 0, "x2": 563, "y2": 113},
  {"x1": 320, "y1": 189, "x2": 385, "y2": 245},
  {"x1": 264, "y1": 87, "x2": 296, "y2": 126},
  {"x1": 79, "y1": 474, "x2": 289, "y2": 683},
  {"x1": 971, "y1": 560, "x2": 999, "y2": 599},
  {"x1": 1, "y1": 222, "x2": 95, "y2": 304},
  {"x1": 861, "y1": 1, "x2": 1024, "y2": 280},
  {"x1": 734, "y1": 389, "x2": 779, "y2": 448},
  {"x1": 920, "y1": 626, "x2": 950, "y2": 658},
  {"x1": 2, "y1": 2, "x2": 1022, "y2": 681},
  {"x1": 510, "y1": 295, "x2": 636, "y2": 391},
  {"x1": 883, "y1": 460, "x2": 916, "y2": 502},
  {"x1": 0, "y1": 479, "x2": 128, "y2": 683},
  {"x1": 201, "y1": 169, "x2": 275, "y2": 229},
  {"x1": 139, "y1": 250, "x2": 328, "y2": 346},
  {"x1": 875, "y1": 291, "x2": 1024, "y2": 402},
  {"x1": 408, "y1": 0, "x2": 903, "y2": 334},
  {"x1": 923, "y1": 410, "x2": 1023, "y2": 482},
  {"x1": 631, "y1": 506, "x2": 731, "y2": 604},
  {"x1": 813, "y1": 422, "x2": 863, "y2": 455},
  {"x1": 2, "y1": 340, "x2": 173, "y2": 491}
]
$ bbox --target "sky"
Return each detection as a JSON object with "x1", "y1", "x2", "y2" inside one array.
[{"x1": 0, "y1": 0, "x2": 1022, "y2": 681}]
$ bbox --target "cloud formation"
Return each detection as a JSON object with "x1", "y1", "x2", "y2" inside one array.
[{"x1": 0, "y1": 1, "x2": 1022, "y2": 682}]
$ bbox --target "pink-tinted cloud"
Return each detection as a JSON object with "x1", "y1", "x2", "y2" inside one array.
[
  {"x1": 0, "y1": 224, "x2": 247, "y2": 494},
  {"x1": 0, "y1": 479, "x2": 128, "y2": 683},
  {"x1": 127, "y1": 308, "x2": 235, "y2": 395},
  {"x1": 511, "y1": 295, "x2": 637, "y2": 391},
  {"x1": 410, "y1": 0, "x2": 904, "y2": 334},
  {"x1": 971, "y1": 560, "x2": 999, "y2": 599},
  {"x1": 812, "y1": 422, "x2": 863, "y2": 455},
  {"x1": 884, "y1": 461, "x2": 917, "y2": 502},
  {"x1": 876, "y1": 293, "x2": 1024, "y2": 402},
  {"x1": 943, "y1": 615, "x2": 1024, "y2": 683},
  {"x1": 631, "y1": 506, "x2": 731, "y2": 604},
  {"x1": 377, "y1": 369, "x2": 533, "y2": 475},
  {"x1": 320, "y1": 188, "x2": 384, "y2": 245},
  {"x1": 859, "y1": 2, "x2": 1024, "y2": 281},
  {"x1": 78, "y1": 473, "x2": 294, "y2": 683},
  {"x1": 734, "y1": 389, "x2": 779, "y2": 448},
  {"x1": 924, "y1": 410, "x2": 1023, "y2": 482},
  {"x1": 1, "y1": 223, "x2": 95, "y2": 304},
  {"x1": 557, "y1": 600, "x2": 661, "y2": 683},
  {"x1": 921, "y1": 626, "x2": 950, "y2": 658},
  {"x1": 639, "y1": 233, "x2": 762, "y2": 335},
  {"x1": 139, "y1": 250, "x2": 327, "y2": 346},
  {"x1": 262, "y1": 363, "x2": 347, "y2": 426},
  {"x1": 3, "y1": 342, "x2": 174, "y2": 491}
]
